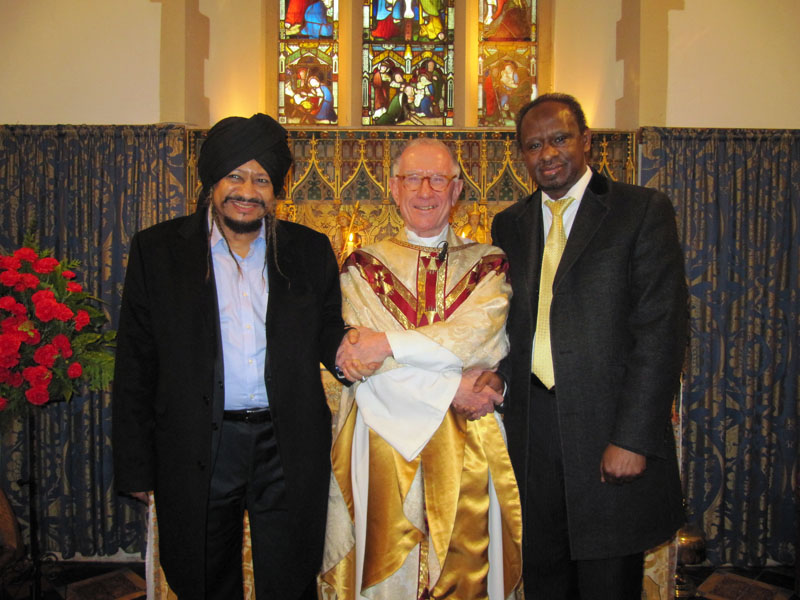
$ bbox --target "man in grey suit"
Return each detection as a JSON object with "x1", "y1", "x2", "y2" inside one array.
[{"x1": 484, "y1": 93, "x2": 687, "y2": 599}]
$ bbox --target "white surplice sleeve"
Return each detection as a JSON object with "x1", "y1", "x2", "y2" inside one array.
[{"x1": 355, "y1": 329, "x2": 461, "y2": 461}]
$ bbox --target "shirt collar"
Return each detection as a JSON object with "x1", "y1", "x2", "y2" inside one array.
[
  {"x1": 405, "y1": 225, "x2": 450, "y2": 247},
  {"x1": 208, "y1": 209, "x2": 266, "y2": 254},
  {"x1": 542, "y1": 165, "x2": 593, "y2": 204}
]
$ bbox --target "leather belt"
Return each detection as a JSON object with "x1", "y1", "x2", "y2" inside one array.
[{"x1": 223, "y1": 407, "x2": 272, "y2": 424}]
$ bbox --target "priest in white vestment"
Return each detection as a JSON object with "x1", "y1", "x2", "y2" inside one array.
[{"x1": 321, "y1": 138, "x2": 522, "y2": 600}]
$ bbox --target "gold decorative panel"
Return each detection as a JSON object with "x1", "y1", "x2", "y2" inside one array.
[{"x1": 187, "y1": 128, "x2": 635, "y2": 254}]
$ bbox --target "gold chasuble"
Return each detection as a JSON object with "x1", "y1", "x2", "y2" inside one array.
[{"x1": 321, "y1": 229, "x2": 522, "y2": 600}]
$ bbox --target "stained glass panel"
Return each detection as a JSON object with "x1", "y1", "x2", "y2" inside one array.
[
  {"x1": 361, "y1": 44, "x2": 453, "y2": 126},
  {"x1": 280, "y1": 0, "x2": 338, "y2": 40},
  {"x1": 278, "y1": 42, "x2": 339, "y2": 125},
  {"x1": 478, "y1": 43, "x2": 536, "y2": 127},
  {"x1": 363, "y1": 0, "x2": 454, "y2": 44},
  {"x1": 478, "y1": 0, "x2": 535, "y2": 42}
]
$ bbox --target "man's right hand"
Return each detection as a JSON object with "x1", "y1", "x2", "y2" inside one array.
[
  {"x1": 473, "y1": 370, "x2": 504, "y2": 395},
  {"x1": 451, "y1": 369, "x2": 504, "y2": 420}
]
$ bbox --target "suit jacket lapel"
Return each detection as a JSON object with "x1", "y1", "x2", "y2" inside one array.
[
  {"x1": 176, "y1": 209, "x2": 223, "y2": 461},
  {"x1": 516, "y1": 191, "x2": 543, "y2": 301},
  {"x1": 555, "y1": 171, "x2": 610, "y2": 288},
  {"x1": 176, "y1": 208, "x2": 218, "y2": 333},
  {"x1": 266, "y1": 220, "x2": 297, "y2": 350},
  {"x1": 513, "y1": 192, "x2": 543, "y2": 335}
]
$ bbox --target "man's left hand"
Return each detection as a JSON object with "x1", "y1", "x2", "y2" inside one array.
[{"x1": 600, "y1": 443, "x2": 646, "y2": 484}]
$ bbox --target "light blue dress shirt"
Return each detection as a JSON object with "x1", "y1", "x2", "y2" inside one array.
[{"x1": 210, "y1": 220, "x2": 270, "y2": 410}]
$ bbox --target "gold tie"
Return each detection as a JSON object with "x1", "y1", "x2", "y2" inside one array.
[{"x1": 532, "y1": 197, "x2": 574, "y2": 389}]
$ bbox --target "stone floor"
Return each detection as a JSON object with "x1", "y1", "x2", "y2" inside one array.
[
  {"x1": 681, "y1": 564, "x2": 797, "y2": 599},
  {"x1": 1, "y1": 560, "x2": 145, "y2": 600},
  {"x1": 0, "y1": 560, "x2": 797, "y2": 599}
]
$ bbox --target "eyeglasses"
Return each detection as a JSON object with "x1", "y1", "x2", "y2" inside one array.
[{"x1": 396, "y1": 173, "x2": 458, "y2": 192}]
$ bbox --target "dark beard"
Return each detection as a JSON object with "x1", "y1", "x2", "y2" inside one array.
[
  {"x1": 220, "y1": 195, "x2": 271, "y2": 234},
  {"x1": 222, "y1": 213, "x2": 263, "y2": 234}
]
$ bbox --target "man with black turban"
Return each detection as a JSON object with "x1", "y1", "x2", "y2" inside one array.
[{"x1": 113, "y1": 113, "x2": 350, "y2": 599}]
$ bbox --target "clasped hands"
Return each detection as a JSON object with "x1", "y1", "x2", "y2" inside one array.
[
  {"x1": 335, "y1": 327, "x2": 388, "y2": 382},
  {"x1": 335, "y1": 327, "x2": 505, "y2": 420}
]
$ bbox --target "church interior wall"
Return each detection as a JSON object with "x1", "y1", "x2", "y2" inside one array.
[{"x1": 1, "y1": 0, "x2": 797, "y2": 129}]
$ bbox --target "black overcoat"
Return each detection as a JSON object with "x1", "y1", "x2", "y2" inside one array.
[
  {"x1": 112, "y1": 208, "x2": 344, "y2": 597},
  {"x1": 491, "y1": 170, "x2": 687, "y2": 559}
]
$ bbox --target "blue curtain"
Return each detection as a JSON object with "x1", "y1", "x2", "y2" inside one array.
[
  {"x1": 640, "y1": 128, "x2": 799, "y2": 566},
  {"x1": 0, "y1": 125, "x2": 187, "y2": 557}
]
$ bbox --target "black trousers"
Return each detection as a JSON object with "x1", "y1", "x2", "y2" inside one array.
[
  {"x1": 204, "y1": 416, "x2": 316, "y2": 600},
  {"x1": 523, "y1": 380, "x2": 644, "y2": 600}
]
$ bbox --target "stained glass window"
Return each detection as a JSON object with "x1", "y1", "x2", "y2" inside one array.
[
  {"x1": 279, "y1": 1, "x2": 339, "y2": 125},
  {"x1": 362, "y1": 1, "x2": 455, "y2": 126},
  {"x1": 365, "y1": 0, "x2": 454, "y2": 43},
  {"x1": 281, "y1": 0, "x2": 338, "y2": 39},
  {"x1": 478, "y1": 0, "x2": 537, "y2": 127},
  {"x1": 479, "y1": 0, "x2": 534, "y2": 42}
]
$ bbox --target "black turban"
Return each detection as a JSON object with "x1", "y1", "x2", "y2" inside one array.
[{"x1": 197, "y1": 113, "x2": 293, "y2": 195}]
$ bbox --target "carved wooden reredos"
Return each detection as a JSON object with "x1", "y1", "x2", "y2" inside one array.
[{"x1": 187, "y1": 129, "x2": 635, "y2": 253}]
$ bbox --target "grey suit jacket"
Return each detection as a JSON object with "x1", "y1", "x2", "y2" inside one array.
[{"x1": 492, "y1": 170, "x2": 687, "y2": 559}]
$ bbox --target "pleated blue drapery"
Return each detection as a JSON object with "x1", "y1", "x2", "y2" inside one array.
[{"x1": 640, "y1": 127, "x2": 799, "y2": 566}]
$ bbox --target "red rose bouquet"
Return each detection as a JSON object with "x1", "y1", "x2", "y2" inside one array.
[{"x1": 0, "y1": 243, "x2": 116, "y2": 423}]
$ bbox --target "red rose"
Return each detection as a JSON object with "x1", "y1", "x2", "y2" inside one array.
[
  {"x1": 31, "y1": 289, "x2": 56, "y2": 304},
  {"x1": 33, "y1": 344, "x2": 59, "y2": 368},
  {"x1": 33, "y1": 257, "x2": 59, "y2": 274},
  {"x1": 61, "y1": 270, "x2": 76, "y2": 280},
  {"x1": 0, "y1": 321, "x2": 25, "y2": 341},
  {"x1": 0, "y1": 332, "x2": 21, "y2": 366},
  {"x1": 14, "y1": 272, "x2": 41, "y2": 291},
  {"x1": 52, "y1": 334, "x2": 73, "y2": 358},
  {"x1": 0, "y1": 270, "x2": 21, "y2": 287},
  {"x1": 0, "y1": 296, "x2": 19, "y2": 313},
  {"x1": 66, "y1": 282, "x2": 83, "y2": 293},
  {"x1": 0, "y1": 297, "x2": 27, "y2": 317},
  {"x1": 22, "y1": 365, "x2": 52, "y2": 387},
  {"x1": 14, "y1": 248, "x2": 38, "y2": 262},
  {"x1": 0, "y1": 369, "x2": 22, "y2": 388},
  {"x1": 54, "y1": 303, "x2": 74, "y2": 322},
  {"x1": 32, "y1": 290, "x2": 58, "y2": 322},
  {"x1": 25, "y1": 386, "x2": 50, "y2": 406},
  {"x1": 7, "y1": 372, "x2": 23, "y2": 388},
  {"x1": 74, "y1": 310, "x2": 90, "y2": 331},
  {"x1": 0, "y1": 354, "x2": 19, "y2": 369},
  {"x1": 31, "y1": 289, "x2": 54, "y2": 302},
  {"x1": 0, "y1": 256, "x2": 21, "y2": 271},
  {"x1": 23, "y1": 327, "x2": 40, "y2": 345},
  {"x1": 1, "y1": 315, "x2": 25, "y2": 335},
  {"x1": 67, "y1": 362, "x2": 82, "y2": 379},
  {"x1": 0, "y1": 331, "x2": 23, "y2": 357},
  {"x1": 0, "y1": 397, "x2": 7, "y2": 411},
  {"x1": 34, "y1": 300, "x2": 56, "y2": 322}
]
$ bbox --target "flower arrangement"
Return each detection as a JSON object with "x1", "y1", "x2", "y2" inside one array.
[{"x1": 0, "y1": 241, "x2": 116, "y2": 423}]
